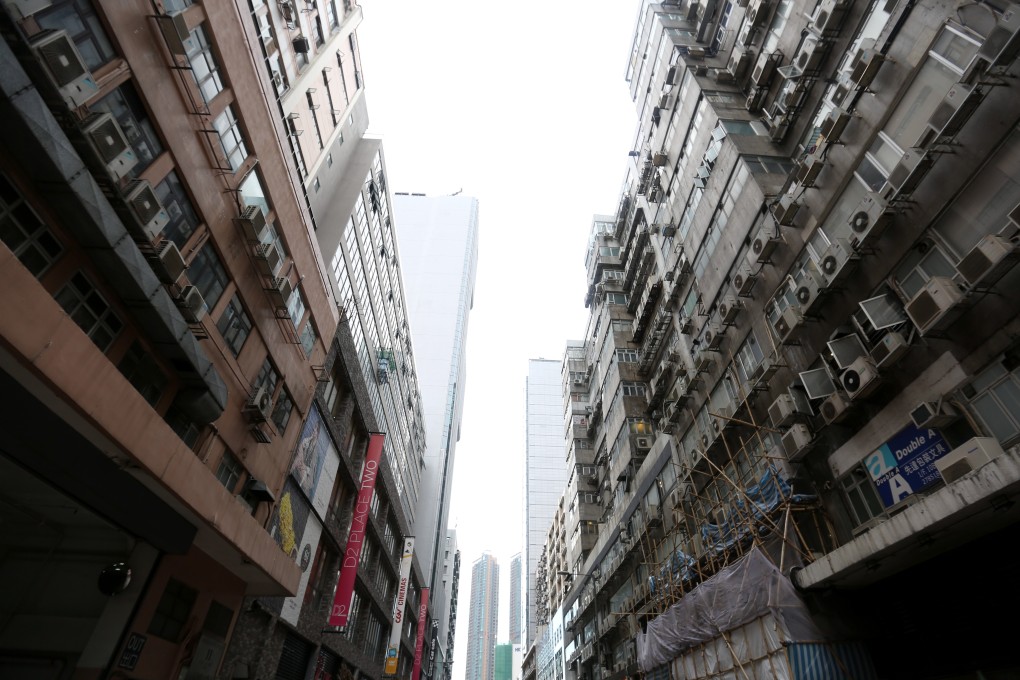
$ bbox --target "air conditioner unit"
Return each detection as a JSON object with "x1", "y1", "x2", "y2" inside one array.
[
  {"x1": 704, "y1": 323, "x2": 724, "y2": 350},
  {"x1": 694, "y1": 352, "x2": 715, "y2": 373},
  {"x1": 794, "y1": 263, "x2": 827, "y2": 314},
  {"x1": 662, "y1": 223, "x2": 677, "y2": 237},
  {"x1": 633, "y1": 435, "x2": 653, "y2": 452},
  {"x1": 720, "y1": 295, "x2": 742, "y2": 323},
  {"x1": 848, "y1": 192, "x2": 892, "y2": 248},
  {"x1": 820, "y1": 107, "x2": 852, "y2": 143},
  {"x1": 254, "y1": 242, "x2": 283, "y2": 277},
  {"x1": 910, "y1": 400, "x2": 958, "y2": 429},
  {"x1": 154, "y1": 240, "x2": 187, "y2": 284},
  {"x1": 728, "y1": 49, "x2": 753, "y2": 78},
  {"x1": 778, "y1": 82, "x2": 807, "y2": 112},
  {"x1": 244, "y1": 385, "x2": 274, "y2": 423},
  {"x1": 239, "y1": 205, "x2": 269, "y2": 241},
  {"x1": 810, "y1": 0, "x2": 850, "y2": 35},
  {"x1": 124, "y1": 180, "x2": 170, "y2": 241},
  {"x1": 679, "y1": 314, "x2": 695, "y2": 334},
  {"x1": 154, "y1": 11, "x2": 192, "y2": 56},
  {"x1": 3, "y1": 0, "x2": 54, "y2": 19},
  {"x1": 934, "y1": 437, "x2": 1006, "y2": 483},
  {"x1": 819, "y1": 237, "x2": 856, "y2": 284},
  {"x1": 267, "y1": 276, "x2": 293, "y2": 307},
  {"x1": 751, "y1": 51, "x2": 778, "y2": 86},
  {"x1": 769, "y1": 116, "x2": 790, "y2": 142},
  {"x1": 795, "y1": 154, "x2": 824, "y2": 188},
  {"x1": 922, "y1": 83, "x2": 982, "y2": 146},
  {"x1": 976, "y1": 4, "x2": 1020, "y2": 72},
  {"x1": 734, "y1": 263, "x2": 758, "y2": 296},
  {"x1": 714, "y1": 68, "x2": 737, "y2": 84},
  {"x1": 955, "y1": 234, "x2": 1017, "y2": 288},
  {"x1": 738, "y1": 23, "x2": 756, "y2": 47},
  {"x1": 772, "y1": 305, "x2": 804, "y2": 344},
  {"x1": 745, "y1": 87, "x2": 768, "y2": 112},
  {"x1": 82, "y1": 113, "x2": 139, "y2": 181},
  {"x1": 870, "y1": 331, "x2": 908, "y2": 367},
  {"x1": 905, "y1": 276, "x2": 965, "y2": 335},
  {"x1": 796, "y1": 36, "x2": 826, "y2": 72},
  {"x1": 885, "y1": 147, "x2": 933, "y2": 199},
  {"x1": 782, "y1": 423, "x2": 813, "y2": 461},
  {"x1": 820, "y1": 391, "x2": 851, "y2": 425},
  {"x1": 849, "y1": 47, "x2": 885, "y2": 89},
  {"x1": 771, "y1": 195, "x2": 801, "y2": 226},
  {"x1": 750, "y1": 357, "x2": 780, "y2": 388},
  {"x1": 828, "y1": 74, "x2": 853, "y2": 108},
  {"x1": 769, "y1": 393, "x2": 803, "y2": 428},
  {"x1": 29, "y1": 30, "x2": 99, "y2": 108},
  {"x1": 841, "y1": 355, "x2": 880, "y2": 400},
  {"x1": 292, "y1": 36, "x2": 311, "y2": 53},
  {"x1": 746, "y1": 0, "x2": 770, "y2": 29},
  {"x1": 652, "y1": 152, "x2": 669, "y2": 167},
  {"x1": 176, "y1": 285, "x2": 208, "y2": 323},
  {"x1": 688, "y1": 46, "x2": 707, "y2": 60},
  {"x1": 658, "y1": 93, "x2": 672, "y2": 110}
]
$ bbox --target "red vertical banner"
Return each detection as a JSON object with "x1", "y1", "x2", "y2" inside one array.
[
  {"x1": 411, "y1": 588, "x2": 429, "y2": 680},
  {"x1": 328, "y1": 433, "x2": 385, "y2": 627}
]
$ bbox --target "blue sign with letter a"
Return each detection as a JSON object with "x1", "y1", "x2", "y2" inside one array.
[{"x1": 864, "y1": 423, "x2": 951, "y2": 508}]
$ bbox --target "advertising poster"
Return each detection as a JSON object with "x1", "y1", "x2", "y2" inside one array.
[
  {"x1": 384, "y1": 537, "x2": 416, "y2": 675},
  {"x1": 865, "y1": 423, "x2": 951, "y2": 507},
  {"x1": 411, "y1": 588, "x2": 429, "y2": 680},
  {"x1": 329, "y1": 433, "x2": 386, "y2": 627},
  {"x1": 292, "y1": 406, "x2": 340, "y2": 517}
]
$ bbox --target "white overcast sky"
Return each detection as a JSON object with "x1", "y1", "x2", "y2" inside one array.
[{"x1": 357, "y1": 1, "x2": 639, "y2": 673}]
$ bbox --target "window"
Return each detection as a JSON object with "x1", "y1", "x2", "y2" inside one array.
[
  {"x1": 155, "y1": 171, "x2": 200, "y2": 248},
  {"x1": 616, "y1": 349, "x2": 639, "y2": 363},
  {"x1": 300, "y1": 319, "x2": 317, "y2": 357},
  {"x1": 287, "y1": 288, "x2": 307, "y2": 327},
  {"x1": 216, "y1": 295, "x2": 252, "y2": 356},
  {"x1": 189, "y1": 244, "x2": 230, "y2": 311},
  {"x1": 212, "y1": 105, "x2": 248, "y2": 172},
  {"x1": 325, "y1": 0, "x2": 338, "y2": 29},
  {"x1": 733, "y1": 332, "x2": 765, "y2": 384},
  {"x1": 605, "y1": 292, "x2": 629, "y2": 305},
  {"x1": 892, "y1": 241, "x2": 956, "y2": 300},
  {"x1": 839, "y1": 465, "x2": 886, "y2": 528},
  {"x1": 855, "y1": 132, "x2": 902, "y2": 192},
  {"x1": 92, "y1": 84, "x2": 164, "y2": 177},
  {"x1": 255, "y1": 357, "x2": 280, "y2": 396},
  {"x1": 165, "y1": 404, "x2": 201, "y2": 448},
  {"x1": 148, "y1": 578, "x2": 197, "y2": 642},
  {"x1": 0, "y1": 174, "x2": 62, "y2": 277},
  {"x1": 35, "y1": 0, "x2": 115, "y2": 70},
  {"x1": 272, "y1": 389, "x2": 294, "y2": 432},
  {"x1": 216, "y1": 451, "x2": 244, "y2": 492},
  {"x1": 55, "y1": 272, "x2": 123, "y2": 352},
  {"x1": 238, "y1": 170, "x2": 270, "y2": 216},
  {"x1": 118, "y1": 341, "x2": 167, "y2": 406},
  {"x1": 186, "y1": 26, "x2": 225, "y2": 104},
  {"x1": 966, "y1": 360, "x2": 1020, "y2": 445}
]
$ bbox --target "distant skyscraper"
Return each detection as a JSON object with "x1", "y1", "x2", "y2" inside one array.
[
  {"x1": 524, "y1": 359, "x2": 569, "y2": 647},
  {"x1": 466, "y1": 553, "x2": 500, "y2": 680},
  {"x1": 494, "y1": 643, "x2": 513, "y2": 680},
  {"x1": 510, "y1": 553, "x2": 523, "y2": 645},
  {"x1": 392, "y1": 192, "x2": 479, "y2": 668}
]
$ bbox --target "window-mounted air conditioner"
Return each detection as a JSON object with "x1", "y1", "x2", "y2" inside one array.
[
  {"x1": 796, "y1": 36, "x2": 826, "y2": 72},
  {"x1": 749, "y1": 226, "x2": 783, "y2": 265},
  {"x1": 154, "y1": 241, "x2": 187, "y2": 285},
  {"x1": 782, "y1": 423, "x2": 813, "y2": 461},
  {"x1": 769, "y1": 393, "x2": 804, "y2": 428},
  {"x1": 827, "y1": 74, "x2": 853, "y2": 108},
  {"x1": 254, "y1": 242, "x2": 283, "y2": 277},
  {"x1": 810, "y1": 0, "x2": 850, "y2": 35},
  {"x1": 885, "y1": 147, "x2": 933, "y2": 200},
  {"x1": 728, "y1": 49, "x2": 754, "y2": 79},
  {"x1": 849, "y1": 46, "x2": 885, "y2": 89},
  {"x1": 976, "y1": 4, "x2": 1020, "y2": 73},
  {"x1": 155, "y1": 11, "x2": 192, "y2": 56},
  {"x1": 662, "y1": 223, "x2": 677, "y2": 237},
  {"x1": 176, "y1": 285, "x2": 208, "y2": 323},
  {"x1": 794, "y1": 153, "x2": 824, "y2": 188},
  {"x1": 738, "y1": 23, "x2": 757, "y2": 47},
  {"x1": 239, "y1": 205, "x2": 269, "y2": 241},
  {"x1": 29, "y1": 30, "x2": 99, "y2": 108},
  {"x1": 679, "y1": 314, "x2": 695, "y2": 335},
  {"x1": 633, "y1": 435, "x2": 653, "y2": 452},
  {"x1": 910, "y1": 400, "x2": 958, "y2": 429},
  {"x1": 745, "y1": 87, "x2": 768, "y2": 112},
  {"x1": 750, "y1": 357, "x2": 780, "y2": 388},
  {"x1": 688, "y1": 46, "x2": 707, "y2": 60},
  {"x1": 870, "y1": 331, "x2": 908, "y2": 368},
  {"x1": 848, "y1": 192, "x2": 892, "y2": 249},
  {"x1": 703, "y1": 323, "x2": 724, "y2": 350},
  {"x1": 922, "y1": 83, "x2": 982, "y2": 147},
  {"x1": 652, "y1": 152, "x2": 669, "y2": 167},
  {"x1": 794, "y1": 262, "x2": 827, "y2": 314},
  {"x1": 720, "y1": 295, "x2": 743, "y2": 323},
  {"x1": 82, "y1": 113, "x2": 139, "y2": 181},
  {"x1": 820, "y1": 107, "x2": 852, "y2": 143},
  {"x1": 771, "y1": 195, "x2": 801, "y2": 226},
  {"x1": 905, "y1": 276, "x2": 965, "y2": 335},
  {"x1": 267, "y1": 276, "x2": 293, "y2": 308},
  {"x1": 244, "y1": 385, "x2": 274, "y2": 423},
  {"x1": 747, "y1": 0, "x2": 771, "y2": 29},
  {"x1": 4, "y1": 0, "x2": 54, "y2": 19},
  {"x1": 772, "y1": 305, "x2": 804, "y2": 344},
  {"x1": 934, "y1": 437, "x2": 1006, "y2": 483},
  {"x1": 751, "y1": 51, "x2": 779, "y2": 86},
  {"x1": 124, "y1": 180, "x2": 170, "y2": 242},
  {"x1": 734, "y1": 263, "x2": 758, "y2": 296},
  {"x1": 955, "y1": 234, "x2": 1018, "y2": 288},
  {"x1": 769, "y1": 115, "x2": 791, "y2": 142},
  {"x1": 820, "y1": 391, "x2": 851, "y2": 425},
  {"x1": 841, "y1": 355, "x2": 880, "y2": 400},
  {"x1": 777, "y1": 81, "x2": 806, "y2": 112},
  {"x1": 819, "y1": 237, "x2": 856, "y2": 284},
  {"x1": 293, "y1": 36, "x2": 311, "y2": 53},
  {"x1": 694, "y1": 352, "x2": 715, "y2": 373}
]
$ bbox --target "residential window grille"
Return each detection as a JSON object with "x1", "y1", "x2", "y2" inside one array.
[{"x1": 55, "y1": 272, "x2": 123, "y2": 352}]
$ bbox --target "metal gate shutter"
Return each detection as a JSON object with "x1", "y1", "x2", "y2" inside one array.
[{"x1": 276, "y1": 632, "x2": 313, "y2": 680}]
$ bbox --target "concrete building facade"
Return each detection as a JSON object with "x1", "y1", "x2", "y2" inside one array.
[{"x1": 555, "y1": 1, "x2": 1020, "y2": 680}]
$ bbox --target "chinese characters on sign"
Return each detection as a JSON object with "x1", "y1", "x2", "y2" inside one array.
[{"x1": 865, "y1": 423, "x2": 951, "y2": 507}]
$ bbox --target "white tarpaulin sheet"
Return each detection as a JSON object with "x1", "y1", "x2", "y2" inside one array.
[{"x1": 636, "y1": 548, "x2": 821, "y2": 671}]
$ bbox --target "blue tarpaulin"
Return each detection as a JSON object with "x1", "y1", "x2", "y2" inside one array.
[{"x1": 788, "y1": 642, "x2": 877, "y2": 680}]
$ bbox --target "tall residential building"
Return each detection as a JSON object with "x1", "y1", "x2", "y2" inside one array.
[
  {"x1": 558, "y1": 2, "x2": 1020, "y2": 680},
  {"x1": 466, "y1": 553, "x2": 500, "y2": 680},
  {"x1": 392, "y1": 191, "x2": 480, "y2": 669},
  {"x1": 524, "y1": 358, "x2": 570, "y2": 647},
  {"x1": 509, "y1": 552, "x2": 523, "y2": 645},
  {"x1": 0, "y1": 2, "x2": 437, "y2": 680}
]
